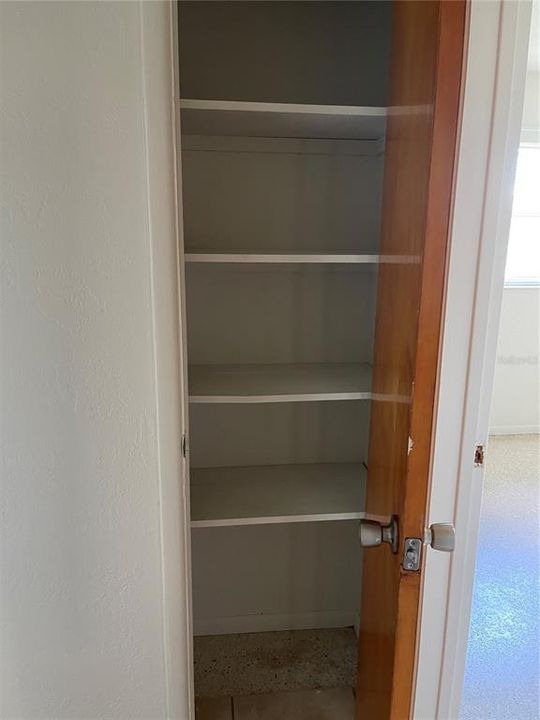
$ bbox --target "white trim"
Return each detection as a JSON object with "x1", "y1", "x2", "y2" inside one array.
[
  {"x1": 190, "y1": 513, "x2": 366, "y2": 528},
  {"x1": 140, "y1": 3, "x2": 193, "y2": 718},
  {"x1": 189, "y1": 393, "x2": 409, "y2": 405},
  {"x1": 179, "y1": 98, "x2": 388, "y2": 117},
  {"x1": 184, "y1": 251, "x2": 420, "y2": 265},
  {"x1": 489, "y1": 424, "x2": 540, "y2": 435},
  {"x1": 172, "y1": 2, "x2": 196, "y2": 718},
  {"x1": 504, "y1": 281, "x2": 540, "y2": 288},
  {"x1": 194, "y1": 610, "x2": 357, "y2": 637},
  {"x1": 185, "y1": 252, "x2": 381, "y2": 264},
  {"x1": 179, "y1": 99, "x2": 387, "y2": 141},
  {"x1": 413, "y1": 2, "x2": 533, "y2": 719},
  {"x1": 189, "y1": 393, "x2": 371, "y2": 404}
]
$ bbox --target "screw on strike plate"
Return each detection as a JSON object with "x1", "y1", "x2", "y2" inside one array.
[{"x1": 474, "y1": 444, "x2": 484, "y2": 467}]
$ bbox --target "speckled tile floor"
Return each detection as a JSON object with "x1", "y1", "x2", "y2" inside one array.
[{"x1": 194, "y1": 627, "x2": 357, "y2": 698}]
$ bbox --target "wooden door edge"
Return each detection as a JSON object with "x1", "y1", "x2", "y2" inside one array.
[{"x1": 390, "y1": 2, "x2": 469, "y2": 718}]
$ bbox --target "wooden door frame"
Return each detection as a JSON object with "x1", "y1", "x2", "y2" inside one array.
[{"x1": 413, "y1": 1, "x2": 533, "y2": 718}]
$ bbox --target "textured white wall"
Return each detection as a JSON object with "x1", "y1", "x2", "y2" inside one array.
[
  {"x1": 1, "y1": 3, "x2": 188, "y2": 718},
  {"x1": 490, "y1": 288, "x2": 540, "y2": 434}
]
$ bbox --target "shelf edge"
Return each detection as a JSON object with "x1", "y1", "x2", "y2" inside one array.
[
  {"x1": 189, "y1": 392, "x2": 372, "y2": 404},
  {"x1": 180, "y1": 98, "x2": 388, "y2": 117},
  {"x1": 185, "y1": 252, "x2": 381, "y2": 264},
  {"x1": 191, "y1": 510, "x2": 367, "y2": 528}
]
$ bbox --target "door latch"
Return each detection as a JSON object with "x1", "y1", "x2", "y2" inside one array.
[{"x1": 360, "y1": 518, "x2": 455, "y2": 570}]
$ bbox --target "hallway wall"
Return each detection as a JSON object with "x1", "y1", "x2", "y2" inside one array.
[{"x1": 0, "y1": 3, "x2": 188, "y2": 717}]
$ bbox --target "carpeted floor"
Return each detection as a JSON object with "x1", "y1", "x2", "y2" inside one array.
[{"x1": 460, "y1": 434, "x2": 540, "y2": 720}]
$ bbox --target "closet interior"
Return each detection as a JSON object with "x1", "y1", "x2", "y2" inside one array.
[{"x1": 177, "y1": 0, "x2": 392, "y2": 705}]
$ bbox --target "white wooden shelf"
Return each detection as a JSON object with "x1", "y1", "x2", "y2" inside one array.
[
  {"x1": 188, "y1": 363, "x2": 372, "y2": 404},
  {"x1": 180, "y1": 99, "x2": 387, "y2": 140},
  {"x1": 185, "y1": 250, "x2": 381, "y2": 264},
  {"x1": 190, "y1": 463, "x2": 367, "y2": 527}
]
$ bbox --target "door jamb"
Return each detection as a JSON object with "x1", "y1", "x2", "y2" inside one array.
[
  {"x1": 141, "y1": 2, "x2": 194, "y2": 718},
  {"x1": 413, "y1": 1, "x2": 533, "y2": 718}
]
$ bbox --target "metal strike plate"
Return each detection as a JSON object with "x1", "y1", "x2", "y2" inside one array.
[{"x1": 402, "y1": 537, "x2": 422, "y2": 571}]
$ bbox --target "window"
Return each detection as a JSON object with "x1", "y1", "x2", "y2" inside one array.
[{"x1": 505, "y1": 145, "x2": 540, "y2": 286}]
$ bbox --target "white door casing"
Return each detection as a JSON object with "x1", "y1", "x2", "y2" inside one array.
[
  {"x1": 142, "y1": 2, "x2": 194, "y2": 718},
  {"x1": 413, "y1": 2, "x2": 533, "y2": 718}
]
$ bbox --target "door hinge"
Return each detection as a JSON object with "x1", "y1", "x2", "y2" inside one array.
[
  {"x1": 181, "y1": 434, "x2": 188, "y2": 458},
  {"x1": 474, "y1": 444, "x2": 485, "y2": 467}
]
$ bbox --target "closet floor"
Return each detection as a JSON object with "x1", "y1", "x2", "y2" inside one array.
[
  {"x1": 194, "y1": 627, "x2": 357, "y2": 697},
  {"x1": 195, "y1": 687, "x2": 355, "y2": 720}
]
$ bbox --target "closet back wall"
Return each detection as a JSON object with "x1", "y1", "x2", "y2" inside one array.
[{"x1": 178, "y1": 1, "x2": 391, "y2": 105}]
